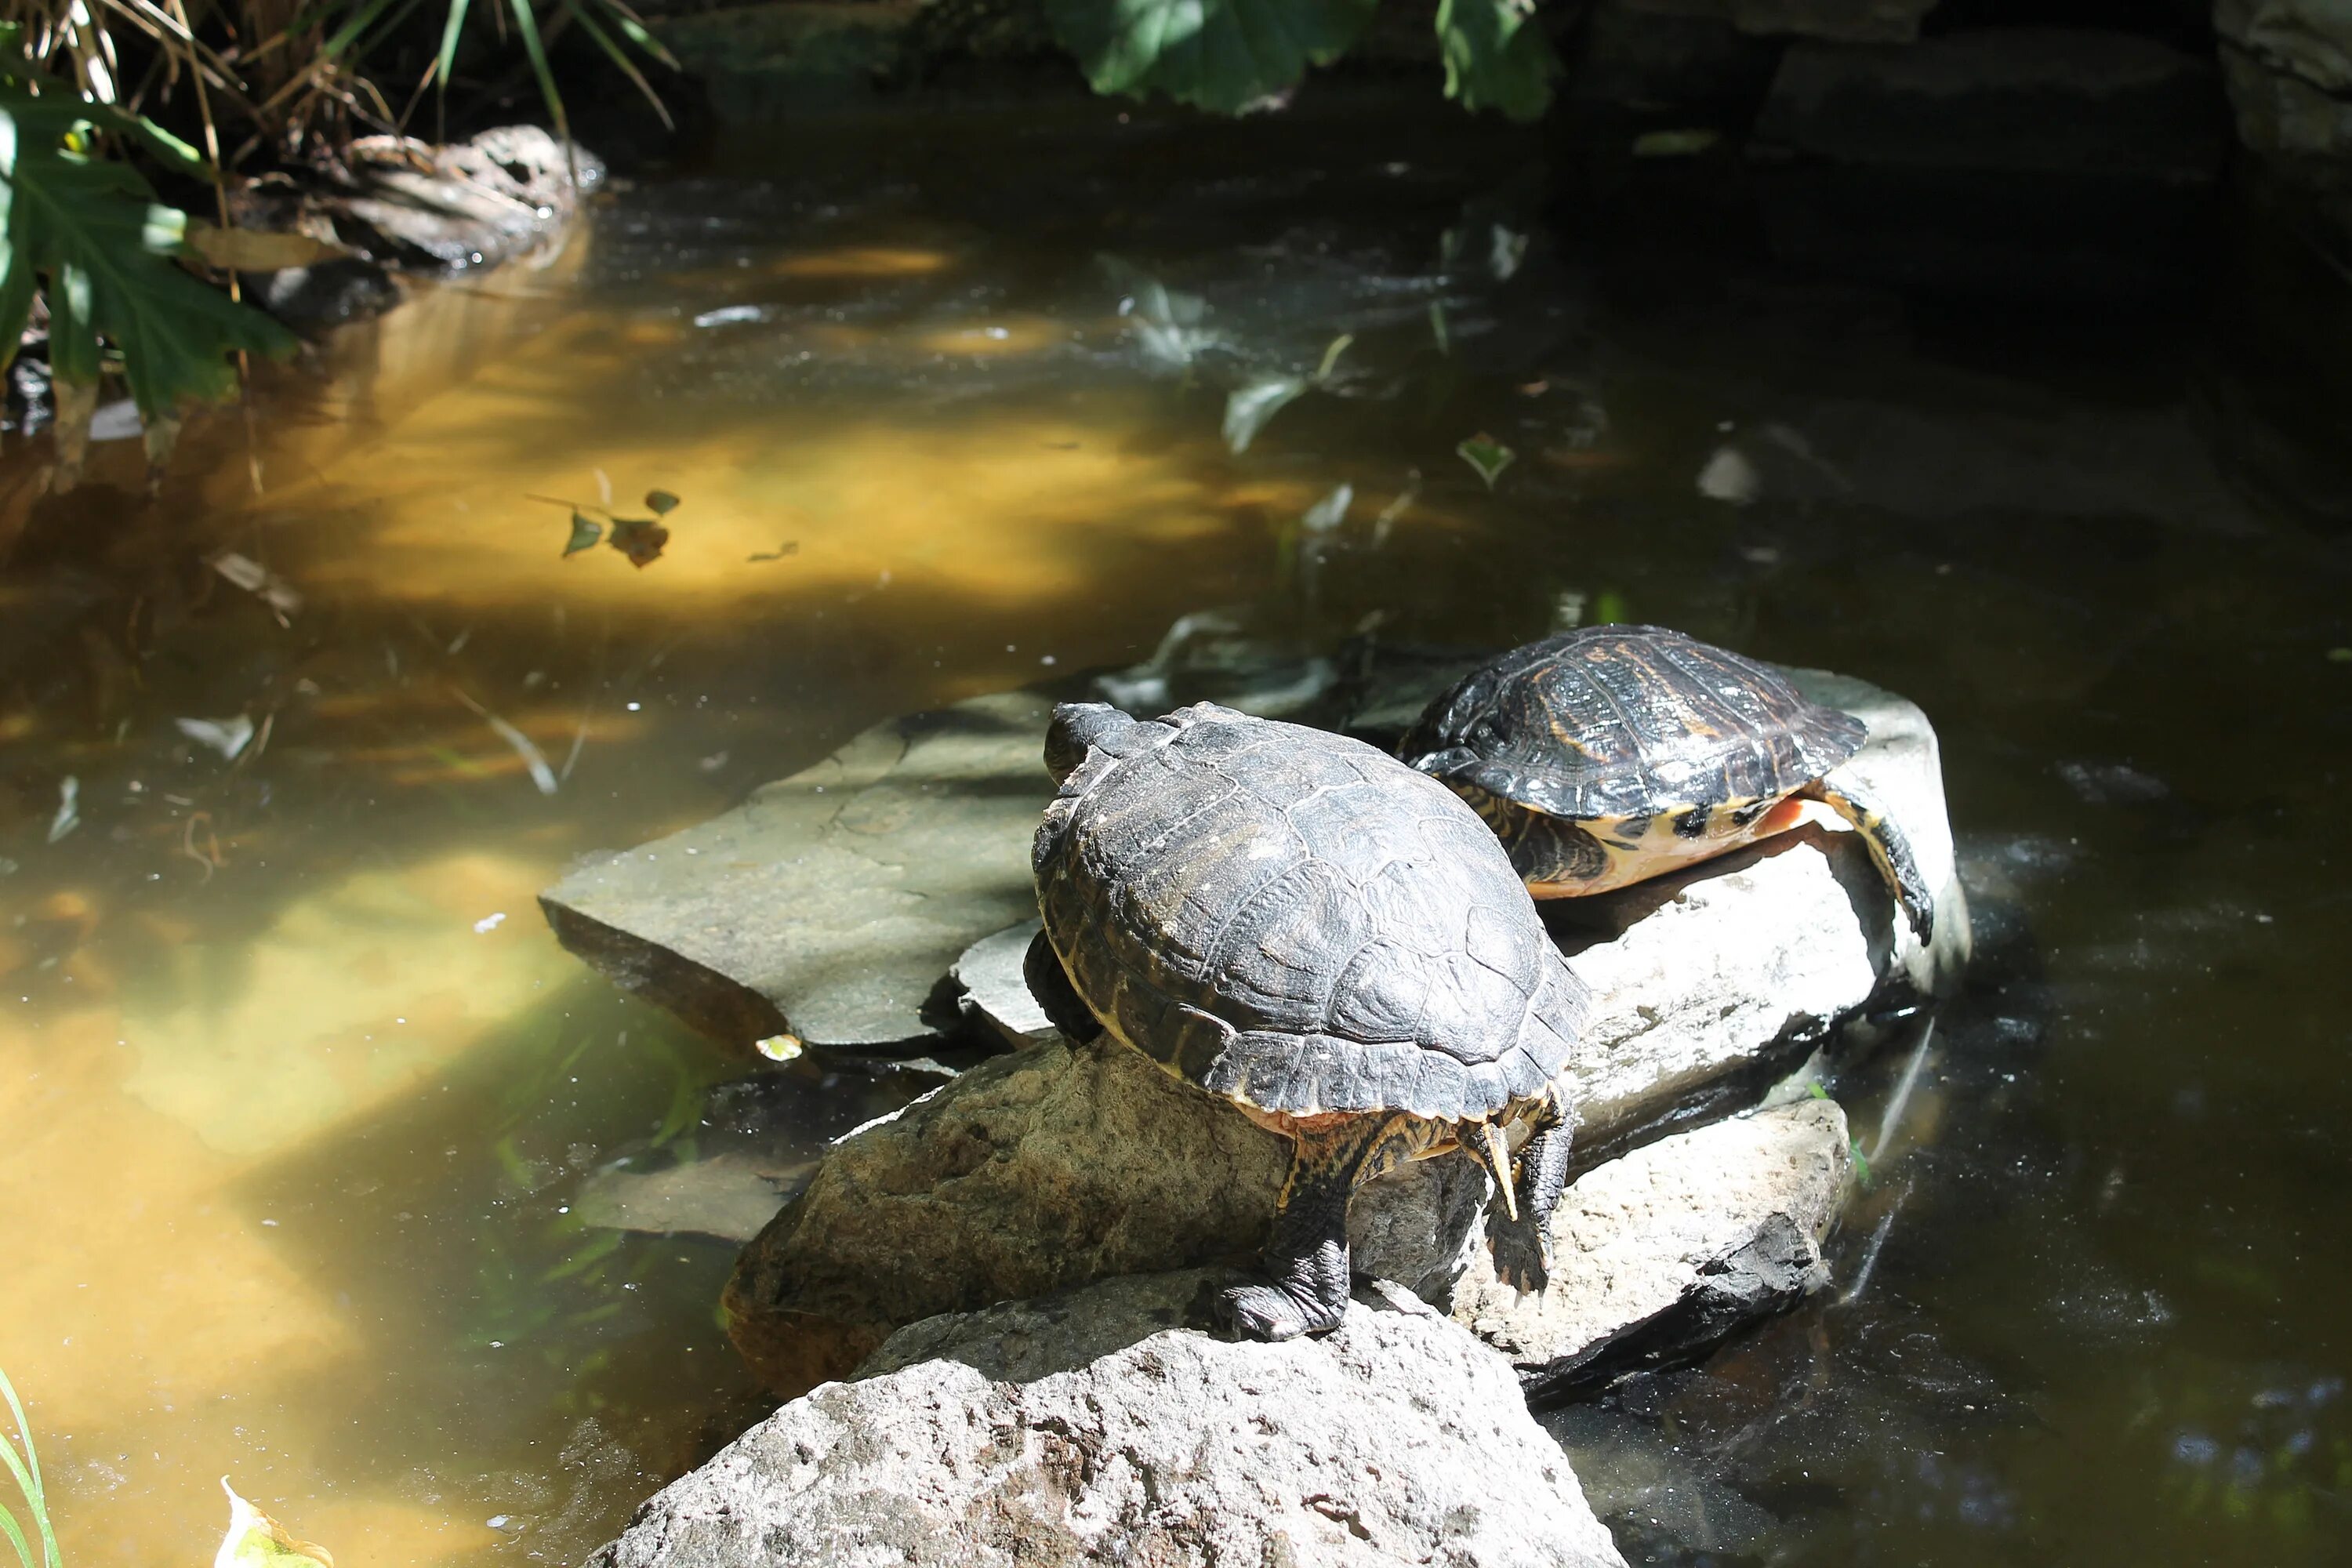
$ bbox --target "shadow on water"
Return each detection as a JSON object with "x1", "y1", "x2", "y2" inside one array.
[{"x1": 1, "y1": 85, "x2": 2350, "y2": 1568}]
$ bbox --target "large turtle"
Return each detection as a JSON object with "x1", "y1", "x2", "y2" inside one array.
[
  {"x1": 1398, "y1": 625, "x2": 1935, "y2": 942},
  {"x1": 1027, "y1": 700, "x2": 1594, "y2": 1341}
]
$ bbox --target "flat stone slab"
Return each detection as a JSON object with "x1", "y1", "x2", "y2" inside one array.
[
  {"x1": 595, "y1": 1269, "x2": 1627, "y2": 1568},
  {"x1": 1454, "y1": 1098, "x2": 1853, "y2": 1402},
  {"x1": 952, "y1": 919, "x2": 1058, "y2": 1047},
  {"x1": 541, "y1": 690, "x2": 1055, "y2": 1052}
]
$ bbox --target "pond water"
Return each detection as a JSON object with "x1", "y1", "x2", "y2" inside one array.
[{"x1": 3, "y1": 90, "x2": 2350, "y2": 1566}]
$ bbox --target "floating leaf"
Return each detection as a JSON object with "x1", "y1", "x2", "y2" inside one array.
[
  {"x1": 644, "y1": 489, "x2": 681, "y2": 516},
  {"x1": 747, "y1": 540, "x2": 800, "y2": 562},
  {"x1": 1223, "y1": 376, "x2": 1308, "y2": 455},
  {"x1": 608, "y1": 518, "x2": 670, "y2": 568},
  {"x1": 1456, "y1": 433, "x2": 1515, "y2": 490},
  {"x1": 563, "y1": 512, "x2": 604, "y2": 557},
  {"x1": 755, "y1": 1034, "x2": 804, "y2": 1063},
  {"x1": 1045, "y1": 0, "x2": 1379, "y2": 115},
  {"x1": 176, "y1": 714, "x2": 256, "y2": 760},
  {"x1": 1435, "y1": 0, "x2": 1560, "y2": 122},
  {"x1": 215, "y1": 1478, "x2": 334, "y2": 1568}
]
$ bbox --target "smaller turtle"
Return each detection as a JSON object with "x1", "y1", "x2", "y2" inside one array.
[
  {"x1": 1399, "y1": 626, "x2": 1935, "y2": 942},
  {"x1": 1029, "y1": 701, "x2": 1595, "y2": 1341}
]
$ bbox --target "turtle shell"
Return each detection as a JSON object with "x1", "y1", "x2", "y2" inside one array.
[
  {"x1": 1033, "y1": 702, "x2": 1591, "y2": 1123},
  {"x1": 1398, "y1": 626, "x2": 1867, "y2": 822}
]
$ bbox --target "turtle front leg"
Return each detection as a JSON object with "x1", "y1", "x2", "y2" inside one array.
[
  {"x1": 1490, "y1": 1083, "x2": 1575, "y2": 1294},
  {"x1": 1802, "y1": 772, "x2": 1936, "y2": 945},
  {"x1": 1224, "y1": 1115, "x2": 1427, "y2": 1342}
]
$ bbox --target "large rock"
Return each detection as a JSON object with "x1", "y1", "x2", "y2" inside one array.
[
  {"x1": 2216, "y1": 0, "x2": 2352, "y2": 161},
  {"x1": 1453, "y1": 1098, "x2": 1853, "y2": 1402},
  {"x1": 724, "y1": 673, "x2": 1961, "y2": 1394},
  {"x1": 595, "y1": 1270, "x2": 1628, "y2": 1568},
  {"x1": 541, "y1": 690, "x2": 1054, "y2": 1052}
]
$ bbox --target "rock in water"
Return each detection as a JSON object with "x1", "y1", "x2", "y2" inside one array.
[
  {"x1": 541, "y1": 691, "x2": 1054, "y2": 1052},
  {"x1": 1453, "y1": 1099, "x2": 1853, "y2": 1401},
  {"x1": 952, "y1": 920, "x2": 1060, "y2": 1047},
  {"x1": 593, "y1": 1270, "x2": 1627, "y2": 1568}
]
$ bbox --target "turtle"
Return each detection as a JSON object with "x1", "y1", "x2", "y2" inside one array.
[
  {"x1": 1026, "y1": 700, "x2": 1595, "y2": 1341},
  {"x1": 1396, "y1": 625, "x2": 1936, "y2": 942}
]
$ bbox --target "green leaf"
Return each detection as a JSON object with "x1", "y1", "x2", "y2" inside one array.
[
  {"x1": 1435, "y1": 0, "x2": 1559, "y2": 122},
  {"x1": 505, "y1": 0, "x2": 570, "y2": 143},
  {"x1": 434, "y1": 0, "x2": 475, "y2": 85},
  {"x1": 608, "y1": 517, "x2": 669, "y2": 567},
  {"x1": 1044, "y1": 0, "x2": 1379, "y2": 114},
  {"x1": 1456, "y1": 432, "x2": 1514, "y2": 489},
  {"x1": 643, "y1": 488, "x2": 680, "y2": 515},
  {"x1": 0, "y1": 84, "x2": 296, "y2": 459},
  {"x1": 563, "y1": 512, "x2": 604, "y2": 555}
]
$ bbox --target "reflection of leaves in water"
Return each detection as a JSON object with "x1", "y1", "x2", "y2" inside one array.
[
  {"x1": 608, "y1": 520, "x2": 670, "y2": 568},
  {"x1": 1457, "y1": 433, "x2": 1515, "y2": 490},
  {"x1": 1046, "y1": 0, "x2": 1379, "y2": 115},
  {"x1": 563, "y1": 513, "x2": 604, "y2": 557},
  {"x1": 1224, "y1": 376, "x2": 1308, "y2": 455}
]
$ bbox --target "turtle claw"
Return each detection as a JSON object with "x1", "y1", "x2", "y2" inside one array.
[
  {"x1": 1488, "y1": 1216, "x2": 1555, "y2": 1296},
  {"x1": 1221, "y1": 1280, "x2": 1345, "y2": 1342}
]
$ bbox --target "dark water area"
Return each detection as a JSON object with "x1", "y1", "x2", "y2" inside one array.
[{"x1": 2, "y1": 90, "x2": 2350, "y2": 1565}]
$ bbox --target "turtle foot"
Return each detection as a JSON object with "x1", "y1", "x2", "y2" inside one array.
[
  {"x1": 1221, "y1": 1280, "x2": 1346, "y2": 1342},
  {"x1": 1489, "y1": 1218, "x2": 1555, "y2": 1296}
]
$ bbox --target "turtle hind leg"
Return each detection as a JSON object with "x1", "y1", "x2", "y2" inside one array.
[
  {"x1": 1465, "y1": 789, "x2": 1610, "y2": 895},
  {"x1": 1223, "y1": 1115, "x2": 1436, "y2": 1341},
  {"x1": 1490, "y1": 1083, "x2": 1574, "y2": 1294},
  {"x1": 1805, "y1": 773, "x2": 1936, "y2": 946},
  {"x1": 1023, "y1": 927, "x2": 1104, "y2": 1044}
]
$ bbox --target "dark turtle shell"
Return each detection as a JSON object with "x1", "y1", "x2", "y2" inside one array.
[
  {"x1": 1033, "y1": 702, "x2": 1591, "y2": 1123},
  {"x1": 1398, "y1": 626, "x2": 1867, "y2": 821}
]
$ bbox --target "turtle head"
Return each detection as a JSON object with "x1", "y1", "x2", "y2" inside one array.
[{"x1": 1044, "y1": 702, "x2": 1143, "y2": 784}]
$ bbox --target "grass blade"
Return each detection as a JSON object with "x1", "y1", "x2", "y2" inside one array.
[
  {"x1": 503, "y1": 0, "x2": 567, "y2": 142},
  {"x1": 434, "y1": 0, "x2": 474, "y2": 85},
  {"x1": 561, "y1": 0, "x2": 670, "y2": 127},
  {"x1": 0, "y1": 1366, "x2": 56, "y2": 1568}
]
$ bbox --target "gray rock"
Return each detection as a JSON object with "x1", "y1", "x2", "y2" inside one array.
[
  {"x1": 953, "y1": 920, "x2": 1060, "y2": 1047},
  {"x1": 2217, "y1": 0, "x2": 2352, "y2": 160},
  {"x1": 339, "y1": 126, "x2": 604, "y2": 270},
  {"x1": 594, "y1": 1269, "x2": 1628, "y2": 1568},
  {"x1": 1452, "y1": 1099, "x2": 1853, "y2": 1401},
  {"x1": 541, "y1": 690, "x2": 1054, "y2": 1052},
  {"x1": 1751, "y1": 31, "x2": 2228, "y2": 181},
  {"x1": 723, "y1": 673, "x2": 1960, "y2": 1394}
]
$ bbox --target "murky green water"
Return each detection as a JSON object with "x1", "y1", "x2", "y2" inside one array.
[{"x1": 4, "y1": 91, "x2": 2350, "y2": 1566}]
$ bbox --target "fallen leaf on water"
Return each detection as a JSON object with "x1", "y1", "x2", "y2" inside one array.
[
  {"x1": 644, "y1": 489, "x2": 681, "y2": 516},
  {"x1": 176, "y1": 714, "x2": 256, "y2": 761},
  {"x1": 608, "y1": 519, "x2": 670, "y2": 568},
  {"x1": 1456, "y1": 434, "x2": 1515, "y2": 491},
  {"x1": 1223, "y1": 376, "x2": 1308, "y2": 456},
  {"x1": 216, "y1": 1478, "x2": 335, "y2": 1568},
  {"x1": 747, "y1": 540, "x2": 800, "y2": 562},
  {"x1": 563, "y1": 512, "x2": 604, "y2": 557},
  {"x1": 755, "y1": 1034, "x2": 804, "y2": 1063}
]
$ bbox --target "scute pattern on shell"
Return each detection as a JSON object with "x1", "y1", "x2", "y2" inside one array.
[
  {"x1": 1399, "y1": 625, "x2": 1869, "y2": 821},
  {"x1": 1033, "y1": 704, "x2": 1591, "y2": 1122}
]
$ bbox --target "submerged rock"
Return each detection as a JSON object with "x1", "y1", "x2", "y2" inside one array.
[
  {"x1": 595, "y1": 1269, "x2": 1628, "y2": 1568},
  {"x1": 541, "y1": 690, "x2": 1054, "y2": 1052},
  {"x1": 1454, "y1": 1098, "x2": 1853, "y2": 1402}
]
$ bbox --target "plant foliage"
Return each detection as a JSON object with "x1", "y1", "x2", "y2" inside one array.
[
  {"x1": 1, "y1": 1366, "x2": 59, "y2": 1568},
  {"x1": 1435, "y1": 0, "x2": 1558, "y2": 121},
  {"x1": 1044, "y1": 0, "x2": 1380, "y2": 114},
  {"x1": 0, "y1": 78, "x2": 296, "y2": 420}
]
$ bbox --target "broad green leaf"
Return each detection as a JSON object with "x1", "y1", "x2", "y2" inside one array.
[
  {"x1": 1222, "y1": 375, "x2": 1307, "y2": 454},
  {"x1": 0, "y1": 82, "x2": 296, "y2": 483},
  {"x1": 563, "y1": 512, "x2": 604, "y2": 555},
  {"x1": 1045, "y1": 0, "x2": 1379, "y2": 114},
  {"x1": 1456, "y1": 432, "x2": 1514, "y2": 489},
  {"x1": 216, "y1": 1479, "x2": 334, "y2": 1568},
  {"x1": 1435, "y1": 0, "x2": 1559, "y2": 122},
  {"x1": 644, "y1": 488, "x2": 680, "y2": 514}
]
